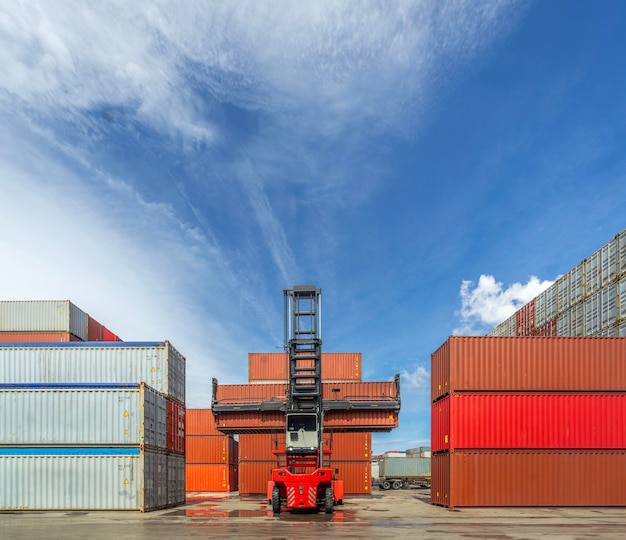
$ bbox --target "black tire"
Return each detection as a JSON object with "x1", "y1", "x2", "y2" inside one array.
[
  {"x1": 271, "y1": 486, "x2": 281, "y2": 514},
  {"x1": 324, "y1": 487, "x2": 334, "y2": 514},
  {"x1": 381, "y1": 480, "x2": 391, "y2": 490},
  {"x1": 391, "y1": 480, "x2": 402, "y2": 490}
]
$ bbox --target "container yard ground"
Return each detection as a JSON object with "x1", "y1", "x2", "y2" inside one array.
[{"x1": 2, "y1": 489, "x2": 626, "y2": 540}]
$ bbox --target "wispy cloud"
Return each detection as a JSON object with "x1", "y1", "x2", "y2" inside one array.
[{"x1": 454, "y1": 274, "x2": 554, "y2": 335}]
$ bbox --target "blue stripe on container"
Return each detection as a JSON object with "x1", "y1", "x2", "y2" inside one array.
[
  {"x1": 0, "y1": 342, "x2": 164, "y2": 348},
  {"x1": 0, "y1": 447, "x2": 142, "y2": 456},
  {"x1": 0, "y1": 383, "x2": 141, "y2": 389}
]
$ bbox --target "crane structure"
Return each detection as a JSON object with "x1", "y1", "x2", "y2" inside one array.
[{"x1": 268, "y1": 285, "x2": 341, "y2": 513}]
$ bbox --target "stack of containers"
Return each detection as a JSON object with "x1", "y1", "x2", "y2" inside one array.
[
  {"x1": 0, "y1": 318, "x2": 186, "y2": 511},
  {"x1": 237, "y1": 352, "x2": 372, "y2": 496},
  {"x1": 487, "y1": 228, "x2": 626, "y2": 338},
  {"x1": 0, "y1": 300, "x2": 122, "y2": 342},
  {"x1": 430, "y1": 336, "x2": 626, "y2": 508},
  {"x1": 186, "y1": 409, "x2": 238, "y2": 492}
]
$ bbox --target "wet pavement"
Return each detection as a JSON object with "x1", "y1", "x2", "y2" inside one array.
[{"x1": 2, "y1": 488, "x2": 626, "y2": 539}]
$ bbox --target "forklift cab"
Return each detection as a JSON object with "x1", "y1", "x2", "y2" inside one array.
[{"x1": 285, "y1": 413, "x2": 319, "y2": 454}]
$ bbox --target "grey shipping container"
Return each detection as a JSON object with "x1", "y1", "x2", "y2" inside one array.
[
  {"x1": 0, "y1": 447, "x2": 169, "y2": 511},
  {"x1": 0, "y1": 383, "x2": 167, "y2": 448},
  {"x1": 0, "y1": 342, "x2": 185, "y2": 403},
  {"x1": 0, "y1": 300, "x2": 89, "y2": 341},
  {"x1": 167, "y1": 452, "x2": 186, "y2": 506},
  {"x1": 380, "y1": 456, "x2": 431, "y2": 479}
]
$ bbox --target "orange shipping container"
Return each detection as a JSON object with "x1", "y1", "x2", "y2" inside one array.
[
  {"x1": 0, "y1": 332, "x2": 81, "y2": 342},
  {"x1": 238, "y1": 461, "x2": 275, "y2": 496},
  {"x1": 332, "y1": 461, "x2": 371, "y2": 495},
  {"x1": 187, "y1": 409, "x2": 223, "y2": 436},
  {"x1": 432, "y1": 450, "x2": 626, "y2": 508},
  {"x1": 431, "y1": 336, "x2": 626, "y2": 403},
  {"x1": 186, "y1": 435, "x2": 237, "y2": 465},
  {"x1": 249, "y1": 352, "x2": 362, "y2": 382},
  {"x1": 186, "y1": 463, "x2": 237, "y2": 492}
]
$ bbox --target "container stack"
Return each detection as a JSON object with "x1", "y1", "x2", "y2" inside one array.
[
  {"x1": 487, "y1": 228, "x2": 626, "y2": 338},
  {"x1": 0, "y1": 302, "x2": 186, "y2": 512},
  {"x1": 185, "y1": 409, "x2": 238, "y2": 492},
  {"x1": 430, "y1": 336, "x2": 626, "y2": 508},
  {"x1": 230, "y1": 352, "x2": 373, "y2": 496}
]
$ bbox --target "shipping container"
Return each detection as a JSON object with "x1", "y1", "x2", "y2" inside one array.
[
  {"x1": 431, "y1": 393, "x2": 626, "y2": 452},
  {"x1": 237, "y1": 461, "x2": 274, "y2": 495},
  {"x1": 379, "y1": 456, "x2": 431, "y2": 479},
  {"x1": 515, "y1": 300, "x2": 535, "y2": 336},
  {"x1": 186, "y1": 435, "x2": 237, "y2": 464},
  {"x1": 186, "y1": 463, "x2": 237, "y2": 492},
  {"x1": 167, "y1": 398, "x2": 185, "y2": 454},
  {"x1": 0, "y1": 447, "x2": 170, "y2": 511},
  {"x1": 619, "y1": 276, "x2": 626, "y2": 321},
  {"x1": 167, "y1": 452, "x2": 186, "y2": 505},
  {"x1": 431, "y1": 336, "x2": 626, "y2": 403},
  {"x1": 248, "y1": 352, "x2": 362, "y2": 382},
  {"x1": 431, "y1": 450, "x2": 626, "y2": 508},
  {"x1": 0, "y1": 331, "x2": 81, "y2": 342},
  {"x1": 87, "y1": 316, "x2": 104, "y2": 341},
  {"x1": 569, "y1": 263, "x2": 584, "y2": 306},
  {"x1": 214, "y1": 409, "x2": 398, "y2": 434},
  {"x1": 619, "y1": 229, "x2": 626, "y2": 276},
  {"x1": 556, "y1": 274, "x2": 570, "y2": 315},
  {"x1": 103, "y1": 327, "x2": 122, "y2": 342},
  {"x1": 586, "y1": 249, "x2": 602, "y2": 297},
  {"x1": 0, "y1": 341, "x2": 185, "y2": 404},
  {"x1": 0, "y1": 300, "x2": 89, "y2": 341},
  {"x1": 186, "y1": 409, "x2": 223, "y2": 436},
  {"x1": 0, "y1": 383, "x2": 167, "y2": 448},
  {"x1": 602, "y1": 236, "x2": 619, "y2": 286}
]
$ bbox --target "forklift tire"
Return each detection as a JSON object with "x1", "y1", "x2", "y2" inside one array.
[
  {"x1": 271, "y1": 486, "x2": 281, "y2": 514},
  {"x1": 325, "y1": 487, "x2": 334, "y2": 514}
]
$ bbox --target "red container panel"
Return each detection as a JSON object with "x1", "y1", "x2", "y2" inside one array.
[
  {"x1": 87, "y1": 316, "x2": 104, "y2": 341},
  {"x1": 431, "y1": 336, "x2": 626, "y2": 403},
  {"x1": 186, "y1": 435, "x2": 233, "y2": 464},
  {"x1": 186, "y1": 463, "x2": 237, "y2": 492},
  {"x1": 515, "y1": 299, "x2": 536, "y2": 336},
  {"x1": 238, "y1": 461, "x2": 275, "y2": 495},
  {"x1": 186, "y1": 409, "x2": 223, "y2": 436},
  {"x1": 103, "y1": 327, "x2": 122, "y2": 341},
  {"x1": 432, "y1": 450, "x2": 626, "y2": 507},
  {"x1": 332, "y1": 461, "x2": 371, "y2": 494},
  {"x1": 168, "y1": 398, "x2": 186, "y2": 454},
  {"x1": 249, "y1": 352, "x2": 362, "y2": 382},
  {"x1": 432, "y1": 393, "x2": 626, "y2": 452},
  {"x1": 0, "y1": 332, "x2": 81, "y2": 342}
]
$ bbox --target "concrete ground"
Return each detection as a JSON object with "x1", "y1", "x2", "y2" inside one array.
[{"x1": 2, "y1": 488, "x2": 626, "y2": 539}]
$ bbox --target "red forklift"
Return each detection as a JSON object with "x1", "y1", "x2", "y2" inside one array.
[{"x1": 267, "y1": 285, "x2": 342, "y2": 514}]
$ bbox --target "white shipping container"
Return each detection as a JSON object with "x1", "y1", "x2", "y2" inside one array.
[
  {"x1": 535, "y1": 291, "x2": 546, "y2": 328},
  {"x1": 618, "y1": 229, "x2": 626, "y2": 277},
  {"x1": 0, "y1": 447, "x2": 169, "y2": 511},
  {"x1": 556, "y1": 274, "x2": 570, "y2": 315},
  {"x1": 585, "y1": 293, "x2": 601, "y2": 336},
  {"x1": 600, "y1": 284, "x2": 617, "y2": 329},
  {"x1": 167, "y1": 452, "x2": 186, "y2": 506},
  {"x1": 0, "y1": 383, "x2": 167, "y2": 448},
  {"x1": 505, "y1": 315, "x2": 516, "y2": 336},
  {"x1": 585, "y1": 250, "x2": 602, "y2": 298},
  {"x1": 0, "y1": 300, "x2": 88, "y2": 341},
  {"x1": 601, "y1": 237, "x2": 618, "y2": 286},
  {"x1": 619, "y1": 276, "x2": 626, "y2": 321},
  {"x1": 0, "y1": 342, "x2": 185, "y2": 403},
  {"x1": 620, "y1": 322, "x2": 626, "y2": 337},
  {"x1": 569, "y1": 263, "x2": 584, "y2": 306},
  {"x1": 557, "y1": 309, "x2": 570, "y2": 336},
  {"x1": 545, "y1": 283, "x2": 557, "y2": 321}
]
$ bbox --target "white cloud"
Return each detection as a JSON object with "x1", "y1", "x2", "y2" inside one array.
[
  {"x1": 400, "y1": 364, "x2": 430, "y2": 391},
  {"x1": 454, "y1": 274, "x2": 554, "y2": 335}
]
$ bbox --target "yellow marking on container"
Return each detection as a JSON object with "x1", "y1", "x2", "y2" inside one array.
[
  {"x1": 444, "y1": 435, "x2": 449, "y2": 443},
  {"x1": 151, "y1": 367, "x2": 155, "y2": 372},
  {"x1": 124, "y1": 479, "x2": 129, "y2": 485},
  {"x1": 124, "y1": 411, "x2": 129, "y2": 416}
]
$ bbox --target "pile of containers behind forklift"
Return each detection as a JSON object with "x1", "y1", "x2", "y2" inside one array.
[
  {"x1": 0, "y1": 302, "x2": 186, "y2": 511},
  {"x1": 186, "y1": 409, "x2": 238, "y2": 492},
  {"x1": 236, "y1": 352, "x2": 373, "y2": 495},
  {"x1": 430, "y1": 336, "x2": 626, "y2": 508}
]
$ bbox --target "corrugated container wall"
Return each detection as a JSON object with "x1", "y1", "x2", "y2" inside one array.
[
  {"x1": 186, "y1": 464, "x2": 237, "y2": 492},
  {"x1": 0, "y1": 342, "x2": 185, "y2": 404},
  {"x1": 431, "y1": 393, "x2": 626, "y2": 452},
  {"x1": 186, "y1": 436, "x2": 237, "y2": 464},
  {"x1": 0, "y1": 447, "x2": 169, "y2": 511},
  {"x1": 0, "y1": 300, "x2": 89, "y2": 341},
  {"x1": 0, "y1": 332, "x2": 81, "y2": 342},
  {"x1": 0, "y1": 383, "x2": 167, "y2": 448},
  {"x1": 167, "y1": 453, "x2": 186, "y2": 506},
  {"x1": 432, "y1": 451, "x2": 626, "y2": 508},
  {"x1": 379, "y1": 456, "x2": 431, "y2": 478},
  {"x1": 167, "y1": 398, "x2": 185, "y2": 454},
  {"x1": 248, "y1": 352, "x2": 361, "y2": 382},
  {"x1": 431, "y1": 336, "x2": 626, "y2": 403},
  {"x1": 186, "y1": 409, "x2": 223, "y2": 436}
]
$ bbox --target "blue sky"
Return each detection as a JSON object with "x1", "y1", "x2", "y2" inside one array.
[{"x1": 1, "y1": 1, "x2": 625, "y2": 454}]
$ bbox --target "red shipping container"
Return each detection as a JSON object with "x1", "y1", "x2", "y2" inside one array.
[
  {"x1": 186, "y1": 435, "x2": 234, "y2": 464},
  {"x1": 186, "y1": 463, "x2": 237, "y2": 492},
  {"x1": 332, "y1": 461, "x2": 371, "y2": 495},
  {"x1": 167, "y1": 398, "x2": 186, "y2": 454},
  {"x1": 87, "y1": 316, "x2": 104, "y2": 341},
  {"x1": 534, "y1": 319, "x2": 557, "y2": 337},
  {"x1": 238, "y1": 461, "x2": 275, "y2": 495},
  {"x1": 187, "y1": 409, "x2": 223, "y2": 436},
  {"x1": 103, "y1": 327, "x2": 122, "y2": 341},
  {"x1": 431, "y1": 336, "x2": 626, "y2": 403},
  {"x1": 432, "y1": 450, "x2": 626, "y2": 508},
  {"x1": 431, "y1": 393, "x2": 626, "y2": 452},
  {"x1": 0, "y1": 331, "x2": 81, "y2": 342},
  {"x1": 516, "y1": 299, "x2": 536, "y2": 336},
  {"x1": 214, "y1": 409, "x2": 398, "y2": 434},
  {"x1": 249, "y1": 352, "x2": 362, "y2": 382}
]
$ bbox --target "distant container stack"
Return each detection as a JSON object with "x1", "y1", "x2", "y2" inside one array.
[
  {"x1": 430, "y1": 336, "x2": 626, "y2": 508},
  {"x1": 487, "y1": 228, "x2": 626, "y2": 338},
  {"x1": 0, "y1": 302, "x2": 185, "y2": 512},
  {"x1": 185, "y1": 409, "x2": 238, "y2": 493}
]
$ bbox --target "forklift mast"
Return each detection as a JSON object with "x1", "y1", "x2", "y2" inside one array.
[{"x1": 283, "y1": 285, "x2": 324, "y2": 466}]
